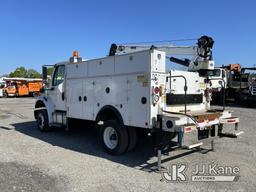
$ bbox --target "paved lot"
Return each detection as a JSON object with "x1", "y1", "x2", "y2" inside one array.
[{"x1": 0, "y1": 98, "x2": 255, "y2": 192}]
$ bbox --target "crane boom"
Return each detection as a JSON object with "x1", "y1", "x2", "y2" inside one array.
[
  {"x1": 109, "y1": 44, "x2": 198, "y2": 56},
  {"x1": 109, "y1": 36, "x2": 215, "y2": 72}
]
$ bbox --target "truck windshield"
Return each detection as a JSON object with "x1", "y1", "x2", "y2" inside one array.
[
  {"x1": 0, "y1": 83, "x2": 5, "y2": 89},
  {"x1": 233, "y1": 73, "x2": 249, "y2": 82},
  {"x1": 248, "y1": 73, "x2": 256, "y2": 84},
  {"x1": 199, "y1": 69, "x2": 221, "y2": 77},
  {"x1": 208, "y1": 69, "x2": 221, "y2": 77}
]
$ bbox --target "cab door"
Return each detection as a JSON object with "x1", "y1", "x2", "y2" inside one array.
[{"x1": 48, "y1": 65, "x2": 66, "y2": 111}]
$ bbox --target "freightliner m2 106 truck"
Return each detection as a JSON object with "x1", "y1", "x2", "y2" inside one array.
[{"x1": 34, "y1": 36, "x2": 242, "y2": 166}]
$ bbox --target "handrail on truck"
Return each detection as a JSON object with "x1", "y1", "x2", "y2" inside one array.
[{"x1": 167, "y1": 73, "x2": 188, "y2": 115}]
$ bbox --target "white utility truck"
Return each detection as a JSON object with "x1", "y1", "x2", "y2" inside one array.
[
  {"x1": 0, "y1": 79, "x2": 6, "y2": 97},
  {"x1": 34, "y1": 36, "x2": 242, "y2": 161},
  {"x1": 208, "y1": 64, "x2": 256, "y2": 104}
]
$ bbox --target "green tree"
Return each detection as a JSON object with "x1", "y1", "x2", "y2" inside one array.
[
  {"x1": 26, "y1": 69, "x2": 41, "y2": 78},
  {"x1": 9, "y1": 67, "x2": 41, "y2": 78},
  {"x1": 47, "y1": 67, "x2": 54, "y2": 75},
  {"x1": 9, "y1": 67, "x2": 27, "y2": 77}
]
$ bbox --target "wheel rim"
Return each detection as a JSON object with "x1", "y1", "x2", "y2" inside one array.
[
  {"x1": 103, "y1": 126, "x2": 118, "y2": 149},
  {"x1": 38, "y1": 113, "x2": 45, "y2": 129}
]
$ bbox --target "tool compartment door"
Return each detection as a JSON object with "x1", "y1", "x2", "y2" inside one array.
[
  {"x1": 82, "y1": 79, "x2": 94, "y2": 120},
  {"x1": 66, "y1": 79, "x2": 83, "y2": 119},
  {"x1": 127, "y1": 74, "x2": 149, "y2": 127}
]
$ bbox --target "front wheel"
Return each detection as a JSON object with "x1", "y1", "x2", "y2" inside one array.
[
  {"x1": 37, "y1": 110, "x2": 50, "y2": 132},
  {"x1": 100, "y1": 120, "x2": 128, "y2": 155}
]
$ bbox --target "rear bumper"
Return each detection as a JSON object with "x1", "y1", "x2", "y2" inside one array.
[
  {"x1": 7, "y1": 94, "x2": 15, "y2": 97},
  {"x1": 160, "y1": 110, "x2": 239, "y2": 131},
  {"x1": 157, "y1": 110, "x2": 241, "y2": 148}
]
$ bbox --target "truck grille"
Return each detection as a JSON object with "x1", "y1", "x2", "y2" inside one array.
[{"x1": 250, "y1": 86, "x2": 256, "y2": 95}]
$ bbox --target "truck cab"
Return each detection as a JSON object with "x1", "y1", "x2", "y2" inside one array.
[
  {"x1": 4, "y1": 82, "x2": 17, "y2": 97},
  {"x1": 201, "y1": 68, "x2": 227, "y2": 89},
  {"x1": 210, "y1": 65, "x2": 256, "y2": 103}
]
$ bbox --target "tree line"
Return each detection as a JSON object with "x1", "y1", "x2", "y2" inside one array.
[{"x1": 8, "y1": 67, "x2": 42, "y2": 78}]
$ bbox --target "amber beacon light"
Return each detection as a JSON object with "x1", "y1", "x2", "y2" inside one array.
[{"x1": 73, "y1": 50, "x2": 79, "y2": 57}]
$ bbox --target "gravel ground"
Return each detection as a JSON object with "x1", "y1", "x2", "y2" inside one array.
[{"x1": 0, "y1": 98, "x2": 255, "y2": 192}]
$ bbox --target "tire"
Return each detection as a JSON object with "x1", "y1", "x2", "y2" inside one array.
[
  {"x1": 100, "y1": 120, "x2": 128, "y2": 155},
  {"x1": 127, "y1": 127, "x2": 137, "y2": 152},
  {"x1": 37, "y1": 110, "x2": 50, "y2": 132},
  {"x1": 3, "y1": 92, "x2": 8, "y2": 98}
]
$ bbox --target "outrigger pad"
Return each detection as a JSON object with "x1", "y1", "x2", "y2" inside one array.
[{"x1": 219, "y1": 131, "x2": 244, "y2": 138}]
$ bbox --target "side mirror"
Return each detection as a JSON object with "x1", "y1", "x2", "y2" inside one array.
[{"x1": 42, "y1": 66, "x2": 48, "y2": 81}]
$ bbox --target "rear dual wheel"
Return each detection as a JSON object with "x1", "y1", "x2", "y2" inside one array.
[{"x1": 100, "y1": 120, "x2": 137, "y2": 155}]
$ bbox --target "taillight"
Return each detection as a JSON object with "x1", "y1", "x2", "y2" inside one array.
[
  {"x1": 152, "y1": 85, "x2": 164, "y2": 104},
  {"x1": 185, "y1": 127, "x2": 192, "y2": 132},
  {"x1": 154, "y1": 87, "x2": 160, "y2": 94}
]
